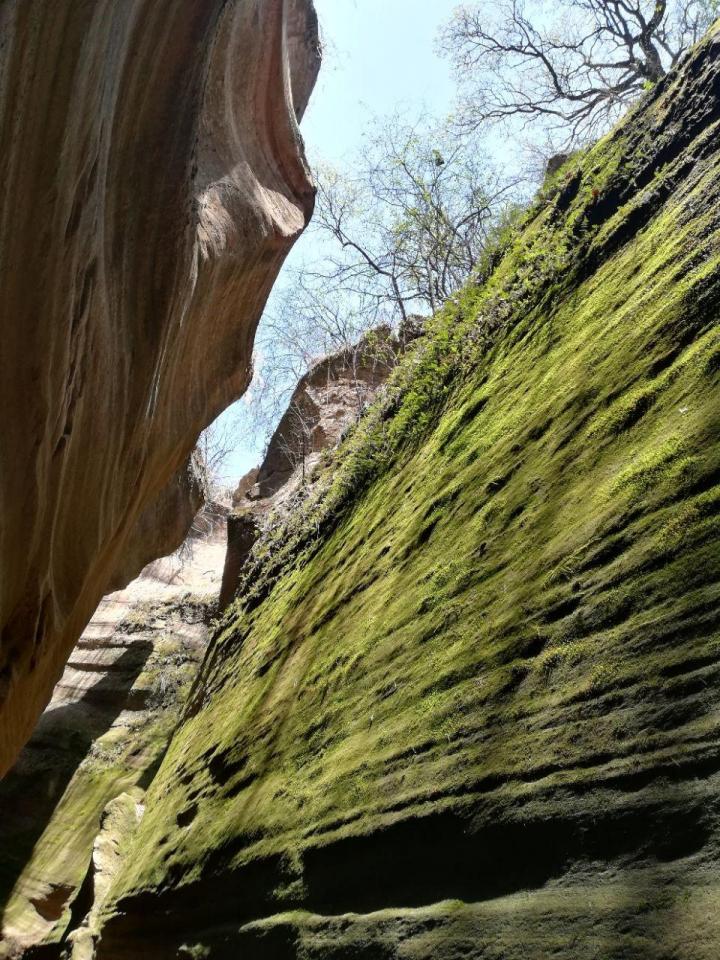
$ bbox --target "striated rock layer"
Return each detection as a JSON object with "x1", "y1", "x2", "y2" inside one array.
[
  {"x1": 94, "y1": 24, "x2": 720, "y2": 959},
  {"x1": 0, "y1": 510, "x2": 227, "y2": 958},
  {"x1": 0, "y1": 0, "x2": 320, "y2": 775}
]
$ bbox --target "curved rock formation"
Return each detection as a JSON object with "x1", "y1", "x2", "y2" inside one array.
[
  {"x1": 243, "y1": 331, "x2": 404, "y2": 505},
  {"x1": 106, "y1": 454, "x2": 206, "y2": 596},
  {"x1": 0, "y1": 0, "x2": 320, "y2": 775}
]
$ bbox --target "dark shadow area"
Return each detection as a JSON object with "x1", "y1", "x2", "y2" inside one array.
[
  {"x1": 219, "y1": 513, "x2": 260, "y2": 611},
  {"x1": 0, "y1": 639, "x2": 153, "y2": 930},
  {"x1": 96, "y1": 788, "x2": 713, "y2": 960},
  {"x1": 300, "y1": 801, "x2": 710, "y2": 916}
]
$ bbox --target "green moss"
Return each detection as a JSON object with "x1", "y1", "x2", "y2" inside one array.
[{"x1": 100, "y1": 26, "x2": 720, "y2": 958}]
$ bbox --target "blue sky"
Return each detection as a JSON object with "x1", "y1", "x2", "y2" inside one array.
[
  {"x1": 219, "y1": 0, "x2": 460, "y2": 483},
  {"x1": 305, "y1": 0, "x2": 456, "y2": 163}
]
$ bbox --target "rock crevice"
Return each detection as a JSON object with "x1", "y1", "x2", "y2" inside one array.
[{"x1": 0, "y1": 507, "x2": 227, "y2": 957}]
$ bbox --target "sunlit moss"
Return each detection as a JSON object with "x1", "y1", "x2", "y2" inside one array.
[{"x1": 102, "y1": 27, "x2": 720, "y2": 956}]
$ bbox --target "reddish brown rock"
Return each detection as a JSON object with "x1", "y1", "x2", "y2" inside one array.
[
  {"x1": 0, "y1": 0, "x2": 320, "y2": 776},
  {"x1": 220, "y1": 326, "x2": 419, "y2": 608}
]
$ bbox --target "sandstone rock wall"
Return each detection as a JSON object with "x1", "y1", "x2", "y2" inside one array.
[
  {"x1": 246, "y1": 332, "x2": 402, "y2": 505},
  {"x1": 0, "y1": 0, "x2": 320, "y2": 776},
  {"x1": 0, "y1": 511, "x2": 227, "y2": 958}
]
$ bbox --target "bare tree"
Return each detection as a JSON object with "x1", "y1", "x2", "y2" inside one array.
[
  {"x1": 237, "y1": 280, "x2": 369, "y2": 454},
  {"x1": 275, "y1": 399, "x2": 318, "y2": 487},
  {"x1": 196, "y1": 417, "x2": 238, "y2": 502},
  {"x1": 311, "y1": 116, "x2": 519, "y2": 320},
  {"x1": 172, "y1": 428, "x2": 234, "y2": 570},
  {"x1": 441, "y1": 0, "x2": 718, "y2": 146},
  {"x1": 237, "y1": 113, "x2": 518, "y2": 455}
]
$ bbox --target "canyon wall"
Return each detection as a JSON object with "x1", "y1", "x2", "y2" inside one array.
[
  {"x1": 90, "y1": 24, "x2": 720, "y2": 959},
  {"x1": 0, "y1": 509, "x2": 227, "y2": 958},
  {"x1": 0, "y1": 0, "x2": 320, "y2": 776},
  {"x1": 220, "y1": 328, "x2": 416, "y2": 608}
]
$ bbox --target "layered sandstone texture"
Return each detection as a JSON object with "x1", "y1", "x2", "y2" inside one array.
[
  {"x1": 220, "y1": 330, "x2": 410, "y2": 607},
  {"x1": 0, "y1": 0, "x2": 320, "y2": 775},
  {"x1": 91, "y1": 24, "x2": 720, "y2": 959},
  {"x1": 0, "y1": 510, "x2": 227, "y2": 958}
]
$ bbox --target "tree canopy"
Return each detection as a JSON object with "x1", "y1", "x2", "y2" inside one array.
[{"x1": 441, "y1": 0, "x2": 718, "y2": 145}]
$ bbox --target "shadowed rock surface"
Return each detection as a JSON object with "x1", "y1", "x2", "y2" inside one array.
[
  {"x1": 0, "y1": 510, "x2": 227, "y2": 958},
  {"x1": 0, "y1": 0, "x2": 320, "y2": 776},
  {"x1": 88, "y1": 24, "x2": 720, "y2": 959}
]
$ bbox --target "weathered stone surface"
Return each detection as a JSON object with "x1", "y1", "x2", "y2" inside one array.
[
  {"x1": 65, "y1": 791, "x2": 145, "y2": 960},
  {"x1": 220, "y1": 328, "x2": 415, "y2": 607},
  {"x1": 0, "y1": 512, "x2": 227, "y2": 957},
  {"x1": 92, "y1": 25, "x2": 720, "y2": 959},
  {"x1": 219, "y1": 513, "x2": 262, "y2": 611},
  {"x1": 0, "y1": 0, "x2": 320, "y2": 776},
  {"x1": 106, "y1": 454, "x2": 206, "y2": 596}
]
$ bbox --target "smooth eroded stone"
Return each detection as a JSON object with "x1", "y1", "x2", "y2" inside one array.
[{"x1": 0, "y1": 0, "x2": 320, "y2": 775}]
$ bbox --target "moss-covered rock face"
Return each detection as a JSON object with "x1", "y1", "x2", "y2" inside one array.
[{"x1": 98, "y1": 25, "x2": 720, "y2": 960}]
